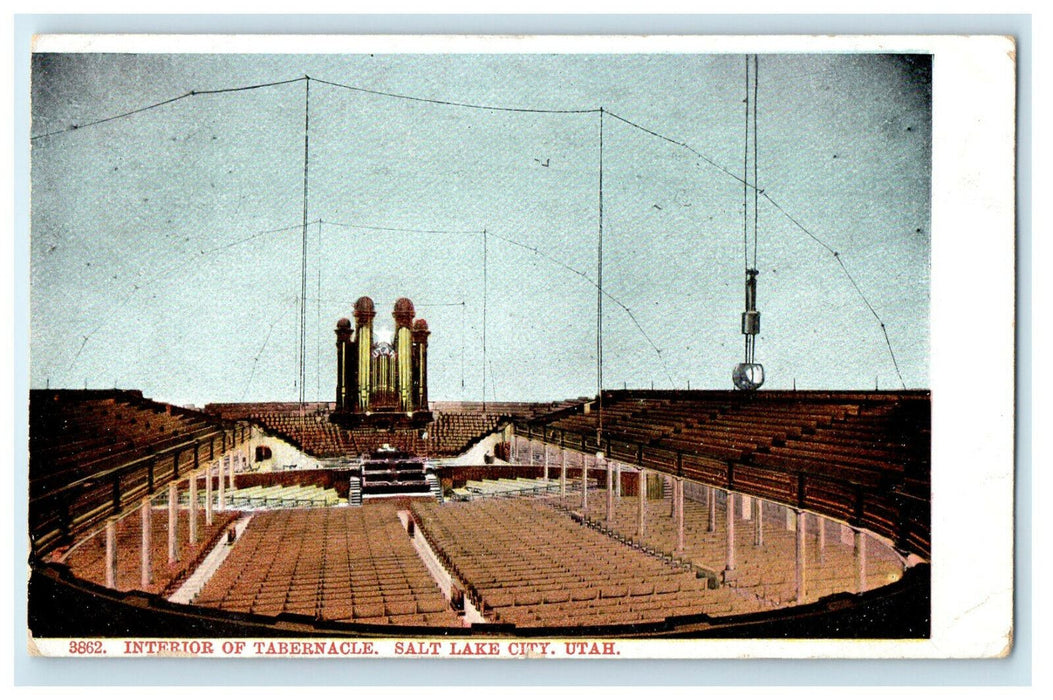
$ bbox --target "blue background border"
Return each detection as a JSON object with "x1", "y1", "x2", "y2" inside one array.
[{"x1": 12, "y1": 13, "x2": 1032, "y2": 687}]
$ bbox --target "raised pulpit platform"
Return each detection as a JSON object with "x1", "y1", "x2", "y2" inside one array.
[{"x1": 350, "y1": 444, "x2": 439, "y2": 502}]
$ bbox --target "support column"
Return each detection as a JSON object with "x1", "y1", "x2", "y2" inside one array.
[
  {"x1": 511, "y1": 435, "x2": 519, "y2": 464},
  {"x1": 602, "y1": 454, "x2": 612, "y2": 522},
  {"x1": 140, "y1": 498, "x2": 152, "y2": 588},
  {"x1": 785, "y1": 506, "x2": 795, "y2": 531},
  {"x1": 543, "y1": 444, "x2": 550, "y2": 481},
  {"x1": 168, "y1": 481, "x2": 178, "y2": 563},
  {"x1": 855, "y1": 530, "x2": 868, "y2": 593},
  {"x1": 581, "y1": 453, "x2": 589, "y2": 511},
  {"x1": 105, "y1": 518, "x2": 118, "y2": 589},
  {"x1": 188, "y1": 473, "x2": 198, "y2": 545},
  {"x1": 840, "y1": 523, "x2": 854, "y2": 545},
  {"x1": 707, "y1": 486, "x2": 717, "y2": 533},
  {"x1": 754, "y1": 497, "x2": 764, "y2": 547},
  {"x1": 724, "y1": 491, "x2": 736, "y2": 575},
  {"x1": 229, "y1": 454, "x2": 237, "y2": 491},
  {"x1": 817, "y1": 514, "x2": 826, "y2": 564},
  {"x1": 614, "y1": 462, "x2": 622, "y2": 499},
  {"x1": 637, "y1": 468, "x2": 646, "y2": 537},
  {"x1": 668, "y1": 475, "x2": 675, "y2": 517},
  {"x1": 217, "y1": 456, "x2": 226, "y2": 511},
  {"x1": 205, "y1": 461, "x2": 214, "y2": 526},
  {"x1": 741, "y1": 494, "x2": 752, "y2": 520},
  {"x1": 675, "y1": 478, "x2": 685, "y2": 553},
  {"x1": 795, "y1": 508, "x2": 807, "y2": 605},
  {"x1": 560, "y1": 449, "x2": 567, "y2": 500}
]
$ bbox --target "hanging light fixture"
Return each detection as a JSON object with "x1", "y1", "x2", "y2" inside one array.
[{"x1": 734, "y1": 54, "x2": 765, "y2": 391}]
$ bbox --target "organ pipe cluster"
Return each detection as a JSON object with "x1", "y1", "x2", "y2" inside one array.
[{"x1": 332, "y1": 296, "x2": 432, "y2": 427}]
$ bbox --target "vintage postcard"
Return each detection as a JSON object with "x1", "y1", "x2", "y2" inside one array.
[{"x1": 23, "y1": 34, "x2": 1015, "y2": 660}]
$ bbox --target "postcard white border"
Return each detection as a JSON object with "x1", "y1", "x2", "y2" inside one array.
[{"x1": 21, "y1": 33, "x2": 1016, "y2": 661}]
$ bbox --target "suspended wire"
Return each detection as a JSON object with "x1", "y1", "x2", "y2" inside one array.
[
  {"x1": 757, "y1": 194, "x2": 836, "y2": 255},
  {"x1": 33, "y1": 72, "x2": 595, "y2": 144},
  {"x1": 316, "y1": 219, "x2": 322, "y2": 401},
  {"x1": 606, "y1": 106, "x2": 907, "y2": 389},
  {"x1": 38, "y1": 67, "x2": 908, "y2": 390},
  {"x1": 743, "y1": 56, "x2": 750, "y2": 271},
  {"x1": 482, "y1": 229, "x2": 488, "y2": 411},
  {"x1": 192, "y1": 77, "x2": 306, "y2": 96},
  {"x1": 301, "y1": 296, "x2": 464, "y2": 307},
  {"x1": 241, "y1": 298, "x2": 299, "y2": 401},
  {"x1": 30, "y1": 77, "x2": 306, "y2": 141},
  {"x1": 832, "y1": 253, "x2": 906, "y2": 388},
  {"x1": 298, "y1": 77, "x2": 311, "y2": 410},
  {"x1": 753, "y1": 55, "x2": 760, "y2": 271},
  {"x1": 316, "y1": 214, "x2": 676, "y2": 392},
  {"x1": 743, "y1": 55, "x2": 753, "y2": 367},
  {"x1": 605, "y1": 110, "x2": 750, "y2": 188},
  {"x1": 311, "y1": 76, "x2": 599, "y2": 115},
  {"x1": 597, "y1": 107, "x2": 605, "y2": 440},
  {"x1": 460, "y1": 301, "x2": 466, "y2": 399},
  {"x1": 486, "y1": 228, "x2": 676, "y2": 389},
  {"x1": 65, "y1": 221, "x2": 307, "y2": 373},
  {"x1": 321, "y1": 219, "x2": 481, "y2": 236}
]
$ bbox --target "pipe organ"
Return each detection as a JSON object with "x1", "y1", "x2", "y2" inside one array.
[{"x1": 332, "y1": 296, "x2": 432, "y2": 427}]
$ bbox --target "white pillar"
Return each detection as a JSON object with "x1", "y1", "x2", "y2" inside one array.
[
  {"x1": 602, "y1": 454, "x2": 612, "y2": 521},
  {"x1": 817, "y1": 514, "x2": 826, "y2": 564},
  {"x1": 614, "y1": 462, "x2": 622, "y2": 499},
  {"x1": 560, "y1": 449, "x2": 567, "y2": 499},
  {"x1": 205, "y1": 461, "x2": 214, "y2": 526},
  {"x1": 218, "y1": 456, "x2": 226, "y2": 511},
  {"x1": 229, "y1": 454, "x2": 237, "y2": 491},
  {"x1": 707, "y1": 486, "x2": 717, "y2": 533},
  {"x1": 140, "y1": 498, "x2": 152, "y2": 588},
  {"x1": 512, "y1": 435, "x2": 519, "y2": 464},
  {"x1": 637, "y1": 469, "x2": 646, "y2": 537},
  {"x1": 725, "y1": 491, "x2": 736, "y2": 574},
  {"x1": 543, "y1": 444, "x2": 550, "y2": 481},
  {"x1": 741, "y1": 494, "x2": 752, "y2": 520},
  {"x1": 855, "y1": 530, "x2": 868, "y2": 593},
  {"x1": 841, "y1": 523, "x2": 854, "y2": 545},
  {"x1": 675, "y1": 478, "x2": 685, "y2": 552},
  {"x1": 581, "y1": 453, "x2": 589, "y2": 511},
  {"x1": 796, "y1": 509, "x2": 807, "y2": 604},
  {"x1": 754, "y1": 498, "x2": 764, "y2": 547},
  {"x1": 668, "y1": 475, "x2": 675, "y2": 517},
  {"x1": 188, "y1": 474, "x2": 198, "y2": 545},
  {"x1": 167, "y1": 481, "x2": 178, "y2": 563},
  {"x1": 105, "y1": 518, "x2": 118, "y2": 589}
]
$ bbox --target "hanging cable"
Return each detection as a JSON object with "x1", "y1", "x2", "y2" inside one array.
[
  {"x1": 38, "y1": 65, "x2": 909, "y2": 392},
  {"x1": 311, "y1": 76, "x2": 599, "y2": 115},
  {"x1": 734, "y1": 55, "x2": 763, "y2": 391},
  {"x1": 753, "y1": 55, "x2": 760, "y2": 271},
  {"x1": 241, "y1": 298, "x2": 299, "y2": 401},
  {"x1": 298, "y1": 77, "x2": 311, "y2": 411},
  {"x1": 485, "y1": 228, "x2": 676, "y2": 389},
  {"x1": 460, "y1": 300, "x2": 466, "y2": 399},
  {"x1": 30, "y1": 77, "x2": 307, "y2": 141},
  {"x1": 316, "y1": 218, "x2": 322, "y2": 402},
  {"x1": 743, "y1": 56, "x2": 750, "y2": 271},
  {"x1": 597, "y1": 107, "x2": 605, "y2": 442},
  {"x1": 482, "y1": 228, "x2": 488, "y2": 411},
  {"x1": 321, "y1": 219, "x2": 481, "y2": 236},
  {"x1": 606, "y1": 105, "x2": 907, "y2": 390},
  {"x1": 65, "y1": 221, "x2": 307, "y2": 374}
]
